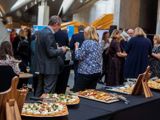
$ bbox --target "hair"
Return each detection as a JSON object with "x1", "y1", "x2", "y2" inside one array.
[
  {"x1": 0, "y1": 41, "x2": 13, "y2": 60},
  {"x1": 134, "y1": 27, "x2": 146, "y2": 38},
  {"x1": 102, "y1": 31, "x2": 109, "y2": 41},
  {"x1": 19, "y1": 29, "x2": 24, "y2": 37},
  {"x1": 110, "y1": 29, "x2": 119, "y2": 39},
  {"x1": 154, "y1": 34, "x2": 160, "y2": 44},
  {"x1": 84, "y1": 26, "x2": 99, "y2": 41},
  {"x1": 78, "y1": 25, "x2": 85, "y2": 32},
  {"x1": 48, "y1": 16, "x2": 62, "y2": 26}
]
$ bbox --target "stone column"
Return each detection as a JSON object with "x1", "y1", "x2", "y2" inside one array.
[
  {"x1": 37, "y1": 0, "x2": 49, "y2": 25},
  {"x1": 113, "y1": 0, "x2": 121, "y2": 27}
]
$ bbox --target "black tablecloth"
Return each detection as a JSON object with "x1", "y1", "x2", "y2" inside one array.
[{"x1": 23, "y1": 91, "x2": 160, "y2": 120}]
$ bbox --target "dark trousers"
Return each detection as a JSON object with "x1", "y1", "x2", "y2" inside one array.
[
  {"x1": 55, "y1": 62, "x2": 70, "y2": 94},
  {"x1": 72, "y1": 61, "x2": 79, "y2": 89},
  {"x1": 73, "y1": 73, "x2": 101, "y2": 92},
  {"x1": 35, "y1": 74, "x2": 58, "y2": 97}
]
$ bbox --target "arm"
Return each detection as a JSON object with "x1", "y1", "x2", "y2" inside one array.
[
  {"x1": 75, "y1": 41, "x2": 87, "y2": 61},
  {"x1": 44, "y1": 33, "x2": 63, "y2": 58},
  {"x1": 152, "y1": 53, "x2": 160, "y2": 60},
  {"x1": 125, "y1": 38, "x2": 133, "y2": 53},
  {"x1": 117, "y1": 51, "x2": 127, "y2": 57}
]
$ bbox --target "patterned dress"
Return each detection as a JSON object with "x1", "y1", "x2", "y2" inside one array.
[
  {"x1": 150, "y1": 45, "x2": 160, "y2": 78},
  {"x1": 0, "y1": 55, "x2": 20, "y2": 75}
]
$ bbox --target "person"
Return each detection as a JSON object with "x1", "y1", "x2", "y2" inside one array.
[
  {"x1": 54, "y1": 29, "x2": 70, "y2": 94},
  {"x1": 0, "y1": 41, "x2": 20, "y2": 74},
  {"x1": 105, "y1": 30, "x2": 127, "y2": 86},
  {"x1": 127, "y1": 29, "x2": 134, "y2": 38},
  {"x1": 70, "y1": 25, "x2": 85, "y2": 89},
  {"x1": 12, "y1": 29, "x2": 24, "y2": 57},
  {"x1": 0, "y1": 41, "x2": 20, "y2": 92},
  {"x1": 100, "y1": 31, "x2": 110, "y2": 83},
  {"x1": 124, "y1": 27, "x2": 152, "y2": 79},
  {"x1": 17, "y1": 29, "x2": 30, "y2": 72},
  {"x1": 0, "y1": 17, "x2": 10, "y2": 45},
  {"x1": 10, "y1": 29, "x2": 17, "y2": 43},
  {"x1": 150, "y1": 35, "x2": 160, "y2": 78},
  {"x1": 73, "y1": 26, "x2": 103, "y2": 92},
  {"x1": 33, "y1": 16, "x2": 66, "y2": 97}
]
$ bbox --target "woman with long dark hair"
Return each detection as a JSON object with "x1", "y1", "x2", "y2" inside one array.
[
  {"x1": 0, "y1": 41, "x2": 20, "y2": 74},
  {"x1": 0, "y1": 41, "x2": 20, "y2": 92}
]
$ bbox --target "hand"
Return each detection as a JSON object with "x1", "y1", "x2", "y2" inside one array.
[
  {"x1": 74, "y1": 42, "x2": 79, "y2": 50},
  {"x1": 61, "y1": 46, "x2": 67, "y2": 53}
]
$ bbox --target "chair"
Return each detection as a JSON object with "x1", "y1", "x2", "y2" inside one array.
[
  {"x1": 6, "y1": 99, "x2": 22, "y2": 120},
  {"x1": 0, "y1": 76, "x2": 28, "y2": 120},
  {"x1": 8, "y1": 76, "x2": 28, "y2": 112},
  {"x1": 0, "y1": 88, "x2": 11, "y2": 120},
  {"x1": 0, "y1": 65, "x2": 17, "y2": 93}
]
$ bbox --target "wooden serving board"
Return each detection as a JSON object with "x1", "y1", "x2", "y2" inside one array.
[
  {"x1": 105, "y1": 88, "x2": 131, "y2": 95},
  {"x1": 78, "y1": 95, "x2": 119, "y2": 104}
]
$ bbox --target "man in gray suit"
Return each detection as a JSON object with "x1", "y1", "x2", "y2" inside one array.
[{"x1": 34, "y1": 16, "x2": 66, "y2": 97}]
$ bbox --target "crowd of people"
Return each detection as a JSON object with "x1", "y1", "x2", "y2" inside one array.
[{"x1": 0, "y1": 15, "x2": 160, "y2": 97}]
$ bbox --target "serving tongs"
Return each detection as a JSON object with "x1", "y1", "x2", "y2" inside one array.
[
  {"x1": 111, "y1": 94, "x2": 130, "y2": 104},
  {"x1": 116, "y1": 95, "x2": 130, "y2": 104},
  {"x1": 30, "y1": 97, "x2": 56, "y2": 103}
]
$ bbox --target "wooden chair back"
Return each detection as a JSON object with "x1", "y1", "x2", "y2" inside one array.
[
  {"x1": 6, "y1": 99, "x2": 22, "y2": 120},
  {"x1": 0, "y1": 88, "x2": 11, "y2": 120},
  {"x1": 9, "y1": 76, "x2": 28, "y2": 112}
]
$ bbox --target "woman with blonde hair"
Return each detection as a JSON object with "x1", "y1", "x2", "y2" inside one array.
[
  {"x1": 105, "y1": 29, "x2": 127, "y2": 86},
  {"x1": 73, "y1": 26, "x2": 103, "y2": 91},
  {"x1": 124, "y1": 27, "x2": 152, "y2": 79},
  {"x1": 150, "y1": 35, "x2": 160, "y2": 78}
]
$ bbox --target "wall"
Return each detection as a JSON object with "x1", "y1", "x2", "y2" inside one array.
[
  {"x1": 157, "y1": 0, "x2": 160, "y2": 34},
  {"x1": 139, "y1": 0, "x2": 158, "y2": 34},
  {"x1": 119, "y1": 0, "x2": 141, "y2": 29},
  {"x1": 73, "y1": 0, "x2": 114, "y2": 24}
]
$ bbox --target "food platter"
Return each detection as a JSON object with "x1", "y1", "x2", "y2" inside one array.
[
  {"x1": 41, "y1": 93, "x2": 80, "y2": 105},
  {"x1": 77, "y1": 89, "x2": 120, "y2": 104},
  {"x1": 148, "y1": 80, "x2": 160, "y2": 90},
  {"x1": 105, "y1": 85, "x2": 134, "y2": 95},
  {"x1": 21, "y1": 102, "x2": 68, "y2": 117}
]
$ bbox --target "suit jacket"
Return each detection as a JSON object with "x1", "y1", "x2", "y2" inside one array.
[
  {"x1": 69, "y1": 32, "x2": 85, "y2": 61},
  {"x1": 33, "y1": 27, "x2": 63, "y2": 75},
  {"x1": 55, "y1": 29, "x2": 69, "y2": 61}
]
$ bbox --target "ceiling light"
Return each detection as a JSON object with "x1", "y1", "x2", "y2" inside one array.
[
  {"x1": 80, "y1": 0, "x2": 83, "y2": 3},
  {"x1": 35, "y1": 0, "x2": 37, "y2": 5},
  {"x1": 25, "y1": 5, "x2": 28, "y2": 10}
]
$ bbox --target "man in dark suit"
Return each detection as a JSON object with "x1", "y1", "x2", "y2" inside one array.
[
  {"x1": 34, "y1": 16, "x2": 66, "y2": 97},
  {"x1": 54, "y1": 29, "x2": 70, "y2": 94},
  {"x1": 69, "y1": 25, "x2": 85, "y2": 89}
]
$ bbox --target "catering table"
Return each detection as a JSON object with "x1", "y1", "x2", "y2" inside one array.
[
  {"x1": 22, "y1": 91, "x2": 160, "y2": 120},
  {"x1": 18, "y1": 73, "x2": 33, "y2": 89},
  {"x1": 19, "y1": 73, "x2": 33, "y2": 79}
]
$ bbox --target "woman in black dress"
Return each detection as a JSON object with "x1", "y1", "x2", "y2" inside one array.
[{"x1": 105, "y1": 30, "x2": 127, "y2": 86}]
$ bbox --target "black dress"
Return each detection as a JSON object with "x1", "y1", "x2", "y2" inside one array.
[
  {"x1": 124, "y1": 36, "x2": 152, "y2": 78},
  {"x1": 105, "y1": 39, "x2": 124, "y2": 86}
]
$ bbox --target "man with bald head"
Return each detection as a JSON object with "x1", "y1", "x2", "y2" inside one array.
[{"x1": 127, "y1": 29, "x2": 134, "y2": 37}]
